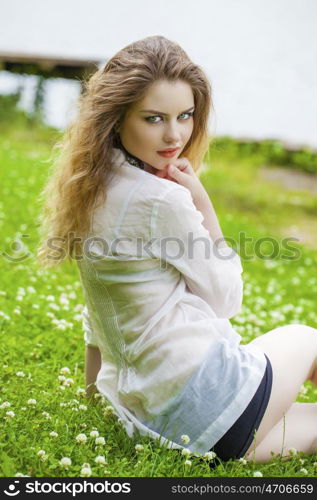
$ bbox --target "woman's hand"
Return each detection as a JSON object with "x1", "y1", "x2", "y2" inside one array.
[{"x1": 155, "y1": 158, "x2": 209, "y2": 205}]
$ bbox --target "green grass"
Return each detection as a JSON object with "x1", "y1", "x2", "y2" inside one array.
[{"x1": 0, "y1": 122, "x2": 316, "y2": 477}]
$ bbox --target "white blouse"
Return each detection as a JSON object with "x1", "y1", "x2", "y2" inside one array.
[{"x1": 77, "y1": 147, "x2": 267, "y2": 455}]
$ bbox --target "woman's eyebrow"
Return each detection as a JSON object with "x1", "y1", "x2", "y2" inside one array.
[{"x1": 139, "y1": 106, "x2": 195, "y2": 116}]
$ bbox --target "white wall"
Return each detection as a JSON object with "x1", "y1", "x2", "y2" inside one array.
[{"x1": 1, "y1": 0, "x2": 316, "y2": 147}]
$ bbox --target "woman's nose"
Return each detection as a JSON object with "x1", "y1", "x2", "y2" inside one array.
[{"x1": 163, "y1": 122, "x2": 181, "y2": 143}]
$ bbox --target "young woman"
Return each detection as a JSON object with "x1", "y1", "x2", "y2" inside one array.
[{"x1": 37, "y1": 35, "x2": 317, "y2": 464}]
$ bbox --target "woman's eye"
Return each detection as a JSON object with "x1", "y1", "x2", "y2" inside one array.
[
  {"x1": 179, "y1": 112, "x2": 193, "y2": 119},
  {"x1": 146, "y1": 116, "x2": 161, "y2": 123},
  {"x1": 145, "y1": 111, "x2": 194, "y2": 124}
]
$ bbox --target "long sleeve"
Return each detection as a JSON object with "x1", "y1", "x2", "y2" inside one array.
[
  {"x1": 82, "y1": 305, "x2": 99, "y2": 348},
  {"x1": 150, "y1": 186, "x2": 243, "y2": 319}
]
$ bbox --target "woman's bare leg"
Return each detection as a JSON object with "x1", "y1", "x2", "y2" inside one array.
[
  {"x1": 241, "y1": 324, "x2": 317, "y2": 461},
  {"x1": 245, "y1": 402, "x2": 317, "y2": 463}
]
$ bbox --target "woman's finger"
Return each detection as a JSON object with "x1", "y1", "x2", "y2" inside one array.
[{"x1": 167, "y1": 159, "x2": 196, "y2": 179}]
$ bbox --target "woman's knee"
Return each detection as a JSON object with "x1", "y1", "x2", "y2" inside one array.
[{"x1": 244, "y1": 324, "x2": 317, "y2": 448}]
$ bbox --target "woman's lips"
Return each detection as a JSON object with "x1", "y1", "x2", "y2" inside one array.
[{"x1": 157, "y1": 149, "x2": 179, "y2": 158}]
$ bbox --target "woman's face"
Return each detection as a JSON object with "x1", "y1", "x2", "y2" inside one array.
[{"x1": 118, "y1": 79, "x2": 195, "y2": 171}]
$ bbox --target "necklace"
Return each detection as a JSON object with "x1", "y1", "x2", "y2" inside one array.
[{"x1": 119, "y1": 144, "x2": 145, "y2": 170}]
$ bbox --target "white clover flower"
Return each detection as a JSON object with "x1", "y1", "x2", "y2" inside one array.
[
  {"x1": 27, "y1": 399, "x2": 37, "y2": 405},
  {"x1": 0, "y1": 401, "x2": 11, "y2": 409},
  {"x1": 49, "y1": 303, "x2": 60, "y2": 311},
  {"x1": 90, "y1": 430, "x2": 99, "y2": 438},
  {"x1": 59, "y1": 296, "x2": 70, "y2": 306},
  {"x1": 289, "y1": 447, "x2": 298, "y2": 456},
  {"x1": 46, "y1": 312, "x2": 55, "y2": 318},
  {"x1": 181, "y1": 448, "x2": 191, "y2": 457},
  {"x1": 13, "y1": 308, "x2": 21, "y2": 314},
  {"x1": 49, "y1": 431, "x2": 58, "y2": 438},
  {"x1": 46, "y1": 295, "x2": 55, "y2": 301},
  {"x1": 15, "y1": 472, "x2": 26, "y2": 477},
  {"x1": 204, "y1": 451, "x2": 217, "y2": 461},
  {"x1": 135, "y1": 444, "x2": 144, "y2": 452},
  {"x1": 41, "y1": 411, "x2": 51, "y2": 419},
  {"x1": 238, "y1": 458, "x2": 247, "y2": 465},
  {"x1": 180, "y1": 434, "x2": 190, "y2": 444},
  {"x1": 37, "y1": 450, "x2": 46, "y2": 457},
  {"x1": 79, "y1": 405, "x2": 87, "y2": 411},
  {"x1": 253, "y1": 471, "x2": 263, "y2": 477},
  {"x1": 184, "y1": 460, "x2": 192, "y2": 466},
  {"x1": 80, "y1": 466, "x2": 92, "y2": 477},
  {"x1": 76, "y1": 433, "x2": 88, "y2": 444},
  {"x1": 60, "y1": 457, "x2": 72, "y2": 468},
  {"x1": 103, "y1": 405, "x2": 114, "y2": 415},
  {"x1": 57, "y1": 321, "x2": 69, "y2": 330},
  {"x1": 6, "y1": 411, "x2": 15, "y2": 418},
  {"x1": 95, "y1": 436, "x2": 106, "y2": 446},
  {"x1": 95, "y1": 455, "x2": 107, "y2": 465},
  {"x1": 76, "y1": 388, "x2": 86, "y2": 396},
  {"x1": 0, "y1": 311, "x2": 10, "y2": 319},
  {"x1": 60, "y1": 367, "x2": 71, "y2": 375},
  {"x1": 300, "y1": 468, "x2": 308, "y2": 475},
  {"x1": 63, "y1": 378, "x2": 74, "y2": 387},
  {"x1": 58, "y1": 375, "x2": 66, "y2": 383},
  {"x1": 16, "y1": 371, "x2": 25, "y2": 377}
]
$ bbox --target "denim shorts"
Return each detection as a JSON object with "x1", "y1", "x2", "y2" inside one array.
[{"x1": 209, "y1": 353, "x2": 273, "y2": 463}]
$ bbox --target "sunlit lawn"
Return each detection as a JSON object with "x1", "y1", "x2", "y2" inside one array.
[{"x1": 0, "y1": 122, "x2": 316, "y2": 477}]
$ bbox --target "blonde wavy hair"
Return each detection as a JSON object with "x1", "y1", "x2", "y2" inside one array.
[{"x1": 36, "y1": 35, "x2": 213, "y2": 269}]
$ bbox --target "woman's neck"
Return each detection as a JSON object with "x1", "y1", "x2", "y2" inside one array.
[{"x1": 119, "y1": 143, "x2": 157, "y2": 175}]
